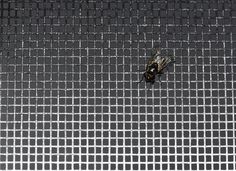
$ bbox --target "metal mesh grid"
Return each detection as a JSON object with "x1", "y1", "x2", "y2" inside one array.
[{"x1": 1, "y1": 0, "x2": 236, "y2": 170}]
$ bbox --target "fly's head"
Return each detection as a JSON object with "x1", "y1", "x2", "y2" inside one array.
[
  {"x1": 143, "y1": 68, "x2": 156, "y2": 84},
  {"x1": 144, "y1": 73, "x2": 155, "y2": 84}
]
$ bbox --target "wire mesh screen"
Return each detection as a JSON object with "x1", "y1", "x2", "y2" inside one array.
[{"x1": 1, "y1": 0, "x2": 236, "y2": 170}]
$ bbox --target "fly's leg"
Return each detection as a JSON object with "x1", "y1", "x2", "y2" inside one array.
[
  {"x1": 147, "y1": 82, "x2": 153, "y2": 92},
  {"x1": 168, "y1": 59, "x2": 176, "y2": 67},
  {"x1": 166, "y1": 60, "x2": 176, "y2": 72},
  {"x1": 137, "y1": 73, "x2": 144, "y2": 84},
  {"x1": 148, "y1": 83, "x2": 152, "y2": 92},
  {"x1": 147, "y1": 80, "x2": 155, "y2": 93},
  {"x1": 169, "y1": 60, "x2": 176, "y2": 65},
  {"x1": 158, "y1": 74, "x2": 162, "y2": 82}
]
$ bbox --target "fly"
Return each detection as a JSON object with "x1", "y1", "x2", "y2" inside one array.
[{"x1": 138, "y1": 48, "x2": 175, "y2": 85}]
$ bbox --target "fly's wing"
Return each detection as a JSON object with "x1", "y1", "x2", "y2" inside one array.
[
  {"x1": 151, "y1": 48, "x2": 161, "y2": 57},
  {"x1": 145, "y1": 48, "x2": 161, "y2": 69},
  {"x1": 146, "y1": 49, "x2": 175, "y2": 73},
  {"x1": 156, "y1": 56, "x2": 173, "y2": 73}
]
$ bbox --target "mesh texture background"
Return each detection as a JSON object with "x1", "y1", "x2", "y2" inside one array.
[{"x1": 1, "y1": 0, "x2": 236, "y2": 170}]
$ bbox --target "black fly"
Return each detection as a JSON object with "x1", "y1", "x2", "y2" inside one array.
[{"x1": 138, "y1": 49, "x2": 175, "y2": 85}]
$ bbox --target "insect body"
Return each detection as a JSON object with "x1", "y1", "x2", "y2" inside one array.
[{"x1": 138, "y1": 49, "x2": 175, "y2": 85}]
